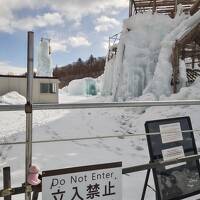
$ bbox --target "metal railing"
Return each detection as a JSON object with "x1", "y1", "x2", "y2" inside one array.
[
  {"x1": 0, "y1": 128, "x2": 200, "y2": 146},
  {"x1": 1, "y1": 100, "x2": 200, "y2": 165},
  {"x1": 1, "y1": 99, "x2": 200, "y2": 112}
]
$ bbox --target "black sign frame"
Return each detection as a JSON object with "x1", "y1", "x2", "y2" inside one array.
[
  {"x1": 42, "y1": 162, "x2": 122, "y2": 177},
  {"x1": 145, "y1": 116, "x2": 200, "y2": 200}
]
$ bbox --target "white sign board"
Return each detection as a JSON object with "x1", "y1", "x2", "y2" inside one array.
[
  {"x1": 162, "y1": 146, "x2": 186, "y2": 170},
  {"x1": 159, "y1": 123, "x2": 183, "y2": 144},
  {"x1": 42, "y1": 162, "x2": 122, "y2": 200},
  {"x1": 162, "y1": 146, "x2": 185, "y2": 161}
]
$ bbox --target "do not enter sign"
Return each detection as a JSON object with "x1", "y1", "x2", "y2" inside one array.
[{"x1": 42, "y1": 162, "x2": 122, "y2": 200}]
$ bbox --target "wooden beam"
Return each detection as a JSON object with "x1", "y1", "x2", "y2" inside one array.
[
  {"x1": 136, "y1": 2, "x2": 193, "y2": 7},
  {"x1": 133, "y1": 0, "x2": 199, "y2": 14},
  {"x1": 190, "y1": 0, "x2": 200, "y2": 15},
  {"x1": 175, "y1": 0, "x2": 178, "y2": 14},
  {"x1": 177, "y1": 24, "x2": 200, "y2": 47},
  {"x1": 3, "y1": 167, "x2": 11, "y2": 200},
  {"x1": 171, "y1": 41, "x2": 179, "y2": 93},
  {"x1": 129, "y1": 0, "x2": 133, "y2": 17},
  {"x1": 153, "y1": 0, "x2": 157, "y2": 13},
  {"x1": 0, "y1": 184, "x2": 42, "y2": 198},
  {"x1": 192, "y1": 43, "x2": 196, "y2": 69}
]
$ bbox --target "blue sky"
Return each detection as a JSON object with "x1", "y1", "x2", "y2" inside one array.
[{"x1": 0, "y1": 0, "x2": 128, "y2": 70}]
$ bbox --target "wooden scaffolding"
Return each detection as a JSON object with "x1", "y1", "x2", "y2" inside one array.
[
  {"x1": 129, "y1": 0, "x2": 200, "y2": 17},
  {"x1": 172, "y1": 23, "x2": 200, "y2": 92},
  {"x1": 128, "y1": 0, "x2": 200, "y2": 93}
]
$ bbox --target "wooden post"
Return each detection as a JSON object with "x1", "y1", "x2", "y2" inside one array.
[
  {"x1": 192, "y1": 43, "x2": 196, "y2": 69},
  {"x1": 3, "y1": 167, "x2": 11, "y2": 200},
  {"x1": 129, "y1": 0, "x2": 133, "y2": 17},
  {"x1": 108, "y1": 36, "x2": 111, "y2": 61},
  {"x1": 174, "y1": 0, "x2": 178, "y2": 15},
  {"x1": 172, "y1": 41, "x2": 179, "y2": 93},
  {"x1": 190, "y1": 0, "x2": 200, "y2": 15},
  {"x1": 153, "y1": 0, "x2": 156, "y2": 13}
]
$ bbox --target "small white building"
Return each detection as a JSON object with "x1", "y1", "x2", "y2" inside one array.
[{"x1": 0, "y1": 75, "x2": 59, "y2": 104}]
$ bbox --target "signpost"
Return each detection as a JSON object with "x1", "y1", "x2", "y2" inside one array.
[
  {"x1": 42, "y1": 162, "x2": 122, "y2": 200},
  {"x1": 143, "y1": 116, "x2": 200, "y2": 200}
]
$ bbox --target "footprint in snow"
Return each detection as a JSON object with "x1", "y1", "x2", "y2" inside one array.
[
  {"x1": 115, "y1": 147, "x2": 122, "y2": 152},
  {"x1": 135, "y1": 146, "x2": 144, "y2": 151}
]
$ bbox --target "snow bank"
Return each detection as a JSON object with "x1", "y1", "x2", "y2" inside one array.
[
  {"x1": 160, "y1": 77, "x2": 200, "y2": 100},
  {"x1": 0, "y1": 91, "x2": 26, "y2": 104}
]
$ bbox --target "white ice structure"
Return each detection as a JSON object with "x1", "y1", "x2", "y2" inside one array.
[
  {"x1": 102, "y1": 10, "x2": 200, "y2": 101},
  {"x1": 37, "y1": 38, "x2": 52, "y2": 76},
  {"x1": 66, "y1": 78, "x2": 99, "y2": 96}
]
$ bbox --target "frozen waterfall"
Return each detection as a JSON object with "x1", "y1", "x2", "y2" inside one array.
[{"x1": 37, "y1": 38, "x2": 52, "y2": 76}]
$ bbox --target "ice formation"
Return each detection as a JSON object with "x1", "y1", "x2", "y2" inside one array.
[
  {"x1": 66, "y1": 78, "x2": 99, "y2": 96},
  {"x1": 102, "y1": 10, "x2": 200, "y2": 101},
  {"x1": 145, "y1": 10, "x2": 200, "y2": 98},
  {"x1": 37, "y1": 38, "x2": 52, "y2": 76}
]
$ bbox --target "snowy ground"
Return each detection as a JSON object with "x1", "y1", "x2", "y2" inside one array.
[{"x1": 0, "y1": 92, "x2": 200, "y2": 199}]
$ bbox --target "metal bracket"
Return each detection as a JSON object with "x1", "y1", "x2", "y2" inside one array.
[
  {"x1": 25, "y1": 185, "x2": 32, "y2": 193},
  {"x1": 0, "y1": 188, "x2": 12, "y2": 197},
  {"x1": 25, "y1": 102, "x2": 32, "y2": 113}
]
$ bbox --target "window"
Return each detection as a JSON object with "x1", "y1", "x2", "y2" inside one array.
[{"x1": 40, "y1": 83, "x2": 56, "y2": 93}]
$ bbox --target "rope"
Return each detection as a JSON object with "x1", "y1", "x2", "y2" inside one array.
[{"x1": 1, "y1": 129, "x2": 200, "y2": 146}]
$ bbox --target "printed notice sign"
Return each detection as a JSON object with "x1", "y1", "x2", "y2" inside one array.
[
  {"x1": 162, "y1": 146, "x2": 185, "y2": 161},
  {"x1": 145, "y1": 117, "x2": 200, "y2": 200},
  {"x1": 42, "y1": 162, "x2": 122, "y2": 200},
  {"x1": 162, "y1": 146, "x2": 186, "y2": 170},
  {"x1": 160, "y1": 123, "x2": 183, "y2": 144}
]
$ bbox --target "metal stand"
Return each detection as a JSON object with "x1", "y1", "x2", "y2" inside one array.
[{"x1": 141, "y1": 169, "x2": 159, "y2": 200}]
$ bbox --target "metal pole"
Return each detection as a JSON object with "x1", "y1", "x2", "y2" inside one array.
[
  {"x1": 141, "y1": 169, "x2": 151, "y2": 200},
  {"x1": 33, "y1": 100, "x2": 200, "y2": 110},
  {"x1": 25, "y1": 31, "x2": 34, "y2": 200},
  {"x1": 1, "y1": 100, "x2": 200, "y2": 112}
]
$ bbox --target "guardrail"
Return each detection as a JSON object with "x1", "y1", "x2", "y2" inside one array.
[{"x1": 1, "y1": 99, "x2": 200, "y2": 112}]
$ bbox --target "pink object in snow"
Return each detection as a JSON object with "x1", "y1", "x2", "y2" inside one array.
[{"x1": 27, "y1": 165, "x2": 41, "y2": 185}]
